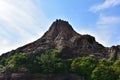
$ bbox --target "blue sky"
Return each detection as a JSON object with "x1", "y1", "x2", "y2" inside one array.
[{"x1": 0, "y1": 0, "x2": 120, "y2": 54}]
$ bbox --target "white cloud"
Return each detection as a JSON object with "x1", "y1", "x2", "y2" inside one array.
[
  {"x1": 97, "y1": 15, "x2": 120, "y2": 30},
  {"x1": 78, "y1": 15, "x2": 120, "y2": 47},
  {"x1": 97, "y1": 15, "x2": 120, "y2": 25},
  {"x1": 96, "y1": 15, "x2": 120, "y2": 46},
  {"x1": 0, "y1": 0, "x2": 48, "y2": 54},
  {"x1": 90, "y1": 0, "x2": 120, "y2": 12},
  {"x1": 89, "y1": 0, "x2": 120, "y2": 46}
]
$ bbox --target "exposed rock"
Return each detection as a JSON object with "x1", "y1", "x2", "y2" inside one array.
[
  {"x1": 0, "y1": 19, "x2": 108, "y2": 59},
  {"x1": 1, "y1": 19, "x2": 120, "y2": 79},
  {"x1": 108, "y1": 45, "x2": 120, "y2": 60}
]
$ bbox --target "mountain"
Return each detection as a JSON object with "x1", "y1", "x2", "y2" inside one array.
[
  {"x1": 1, "y1": 19, "x2": 119, "y2": 59},
  {"x1": 1, "y1": 19, "x2": 120, "y2": 80}
]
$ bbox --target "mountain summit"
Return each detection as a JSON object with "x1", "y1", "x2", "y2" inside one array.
[
  {"x1": 1, "y1": 19, "x2": 118, "y2": 59},
  {"x1": 42, "y1": 19, "x2": 78, "y2": 40}
]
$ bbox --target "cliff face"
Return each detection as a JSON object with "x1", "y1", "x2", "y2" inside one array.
[
  {"x1": 108, "y1": 45, "x2": 120, "y2": 60},
  {"x1": 0, "y1": 19, "x2": 119, "y2": 59}
]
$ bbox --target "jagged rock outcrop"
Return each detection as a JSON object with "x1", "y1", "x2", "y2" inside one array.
[
  {"x1": 108, "y1": 45, "x2": 120, "y2": 60},
  {"x1": 0, "y1": 19, "x2": 118, "y2": 59}
]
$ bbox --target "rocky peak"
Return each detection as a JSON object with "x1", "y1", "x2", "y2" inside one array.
[
  {"x1": 50, "y1": 19, "x2": 74, "y2": 33},
  {"x1": 42, "y1": 19, "x2": 79, "y2": 40},
  {"x1": 1, "y1": 19, "x2": 108, "y2": 59}
]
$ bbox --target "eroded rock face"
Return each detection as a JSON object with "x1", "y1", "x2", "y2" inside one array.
[
  {"x1": 0, "y1": 19, "x2": 111, "y2": 59},
  {"x1": 108, "y1": 45, "x2": 120, "y2": 60}
]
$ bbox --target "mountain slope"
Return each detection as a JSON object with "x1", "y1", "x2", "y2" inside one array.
[{"x1": 0, "y1": 19, "x2": 117, "y2": 59}]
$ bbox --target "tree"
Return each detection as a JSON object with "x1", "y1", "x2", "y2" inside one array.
[
  {"x1": 0, "y1": 64, "x2": 3, "y2": 71},
  {"x1": 7, "y1": 54, "x2": 27, "y2": 72},
  {"x1": 113, "y1": 60, "x2": 120, "y2": 79},
  {"x1": 71, "y1": 56, "x2": 97, "y2": 79},
  {"x1": 26, "y1": 54, "x2": 41, "y2": 73},
  {"x1": 91, "y1": 65, "x2": 118, "y2": 80},
  {"x1": 36, "y1": 49, "x2": 61, "y2": 74},
  {"x1": 54, "y1": 61, "x2": 68, "y2": 74},
  {"x1": 98, "y1": 59, "x2": 113, "y2": 66},
  {"x1": 0, "y1": 57, "x2": 7, "y2": 66}
]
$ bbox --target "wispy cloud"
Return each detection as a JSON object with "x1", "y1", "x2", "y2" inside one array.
[
  {"x1": 90, "y1": 0, "x2": 120, "y2": 12},
  {"x1": 96, "y1": 15, "x2": 120, "y2": 46},
  {"x1": 78, "y1": 15, "x2": 120, "y2": 46},
  {"x1": 0, "y1": 0, "x2": 48, "y2": 54},
  {"x1": 97, "y1": 15, "x2": 120, "y2": 25},
  {"x1": 88, "y1": 0, "x2": 120, "y2": 46}
]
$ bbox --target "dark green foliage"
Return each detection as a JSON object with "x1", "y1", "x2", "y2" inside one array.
[
  {"x1": 91, "y1": 66, "x2": 118, "y2": 80},
  {"x1": 0, "y1": 50, "x2": 120, "y2": 80},
  {"x1": 54, "y1": 61, "x2": 67, "y2": 73},
  {"x1": 36, "y1": 49, "x2": 70, "y2": 74},
  {"x1": 113, "y1": 60, "x2": 120, "y2": 79},
  {"x1": 53, "y1": 59, "x2": 72, "y2": 74},
  {"x1": 71, "y1": 56, "x2": 97, "y2": 79},
  {"x1": 6, "y1": 54, "x2": 27, "y2": 72},
  {"x1": 0, "y1": 57, "x2": 7, "y2": 66},
  {"x1": 91, "y1": 59, "x2": 118, "y2": 80},
  {"x1": 0, "y1": 64, "x2": 3, "y2": 70},
  {"x1": 98, "y1": 58, "x2": 113, "y2": 66},
  {"x1": 37, "y1": 50, "x2": 59, "y2": 74},
  {"x1": 26, "y1": 54, "x2": 41, "y2": 73}
]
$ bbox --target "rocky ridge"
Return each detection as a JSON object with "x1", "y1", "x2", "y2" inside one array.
[
  {"x1": 1, "y1": 19, "x2": 120, "y2": 80},
  {"x1": 1, "y1": 19, "x2": 120, "y2": 60}
]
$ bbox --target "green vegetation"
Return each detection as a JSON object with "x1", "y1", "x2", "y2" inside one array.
[
  {"x1": 92, "y1": 65, "x2": 118, "y2": 80},
  {"x1": 7, "y1": 54, "x2": 27, "y2": 72},
  {"x1": 0, "y1": 50, "x2": 120, "y2": 80},
  {"x1": 71, "y1": 56, "x2": 97, "y2": 79}
]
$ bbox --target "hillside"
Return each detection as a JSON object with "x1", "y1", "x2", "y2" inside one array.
[
  {"x1": 1, "y1": 19, "x2": 115, "y2": 59},
  {"x1": 0, "y1": 19, "x2": 120, "y2": 80}
]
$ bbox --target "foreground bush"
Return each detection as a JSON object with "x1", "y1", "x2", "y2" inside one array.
[{"x1": 0, "y1": 50, "x2": 120, "y2": 80}]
